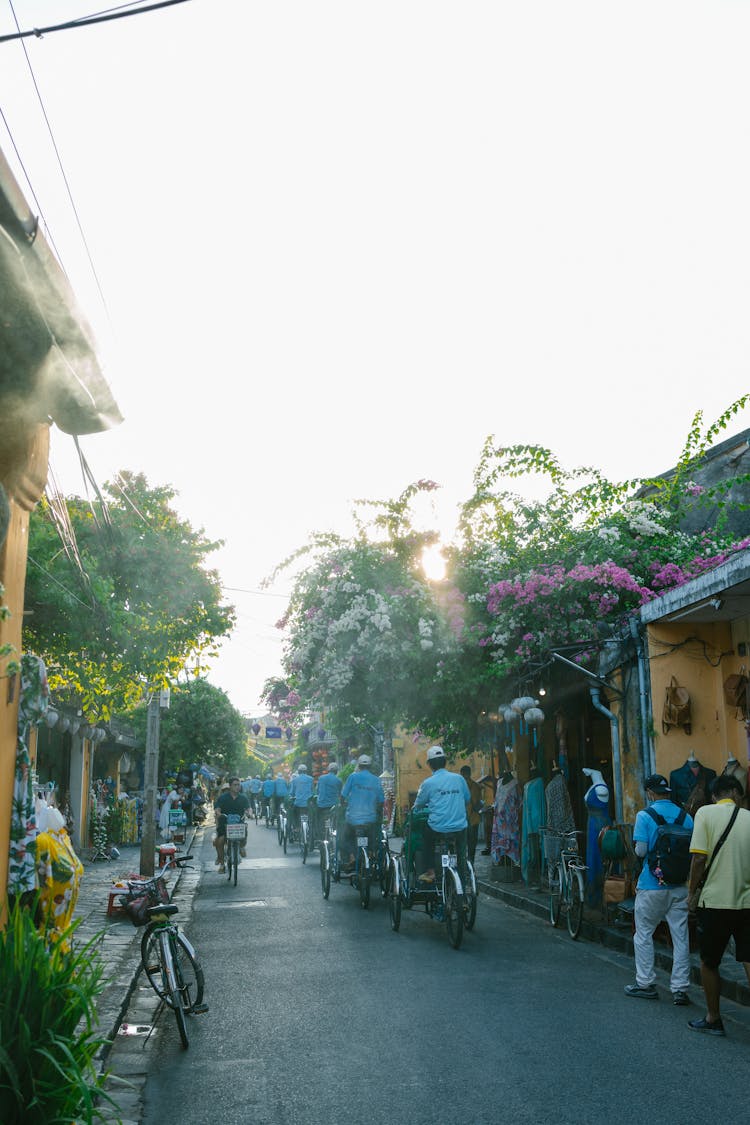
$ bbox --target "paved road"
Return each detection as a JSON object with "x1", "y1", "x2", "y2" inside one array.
[{"x1": 104, "y1": 819, "x2": 750, "y2": 1124}]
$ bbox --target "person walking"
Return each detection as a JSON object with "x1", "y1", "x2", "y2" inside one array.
[
  {"x1": 686, "y1": 773, "x2": 750, "y2": 1036},
  {"x1": 624, "y1": 774, "x2": 693, "y2": 1005}
]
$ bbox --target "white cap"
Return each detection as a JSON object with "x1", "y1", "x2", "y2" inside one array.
[
  {"x1": 427, "y1": 746, "x2": 446, "y2": 762},
  {"x1": 298, "y1": 763, "x2": 308, "y2": 772},
  {"x1": 329, "y1": 762, "x2": 339, "y2": 772},
  {"x1": 357, "y1": 754, "x2": 372, "y2": 766}
]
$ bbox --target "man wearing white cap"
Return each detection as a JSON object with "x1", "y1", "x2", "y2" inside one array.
[
  {"x1": 413, "y1": 746, "x2": 470, "y2": 883},
  {"x1": 340, "y1": 755, "x2": 384, "y2": 872}
]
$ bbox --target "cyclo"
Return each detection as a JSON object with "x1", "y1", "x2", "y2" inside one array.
[
  {"x1": 319, "y1": 809, "x2": 390, "y2": 909},
  {"x1": 388, "y1": 809, "x2": 477, "y2": 949}
]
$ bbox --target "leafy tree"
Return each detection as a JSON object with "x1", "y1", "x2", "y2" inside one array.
[
  {"x1": 23, "y1": 472, "x2": 235, "y2": 718},
  {"x1": 130, "y1": 678, "x2": 249, "y2": 778}
]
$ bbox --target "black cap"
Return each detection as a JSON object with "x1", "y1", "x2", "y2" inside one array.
[{"x1": 644, "y1": 773, "x2": 671, "y2": 795}]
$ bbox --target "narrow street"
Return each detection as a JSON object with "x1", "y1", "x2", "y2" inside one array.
[{"x1": 105, "y1": 819, "x2": 750, "y2": 1125}]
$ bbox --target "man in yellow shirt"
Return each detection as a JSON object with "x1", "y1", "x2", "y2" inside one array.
[{"x1": 687, "y1": 774, "x2": 750, "y2": 1036}]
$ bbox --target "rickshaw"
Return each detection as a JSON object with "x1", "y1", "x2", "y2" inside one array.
[
  {"x1": 319, "y1": 811, "x2": 390, "y2": 909},
  {"x1": 387, "y1": 810, "x2": 477, "y2": 949}
]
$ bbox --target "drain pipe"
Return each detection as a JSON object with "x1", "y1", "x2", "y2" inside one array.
[
  {"x1": 590, "y1": 687, "x2": 623, "y2": 823},
  {"x1": 629, "y1": 617, "x2": 655, "y2": 776}
]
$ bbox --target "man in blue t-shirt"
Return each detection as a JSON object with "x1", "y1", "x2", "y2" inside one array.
[
  {"x1": 261, "y1": 773, "x2": 275, "y2": 821},
  {"x1": 413, "y1": 746, "x2": 470, "y2": 883},
  {"x1": 340, "y1": 755, "x2": 384, "y2": 870},
  {"x1": 248, "y1": 774, "x2": 263, "y2": 815},
  {"x1": 272, "y1": 773, "x2": 289, "y2": 822},
  {"x1": 289, "y1": 764, "x2": 314, "y2": 835},
  {"x1": 624, "y1": 773, "x2": 693, "y2": 1004},
  {"x1": 314, "y1": 762, "x2": 342, "y2": 843}
]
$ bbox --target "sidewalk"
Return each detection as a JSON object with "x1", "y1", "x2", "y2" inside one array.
[
  {"x1": 469, "y1": 847, "x2": 750, "y2": 1007},
  {"x1": 71, "y1": 825, "x2": 201, "y2": 1071}
]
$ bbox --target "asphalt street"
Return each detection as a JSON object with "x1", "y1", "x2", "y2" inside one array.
[{"x1": 104, "y1": 819, "x2": 750, "y2": 1125}]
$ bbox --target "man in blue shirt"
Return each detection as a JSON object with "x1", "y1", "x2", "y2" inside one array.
[
  {"x1": 314, "y1": 761, "x2": 342, "y2": 843},
  {"x1": 261, "y1": 773, "x2": 275, "y2": 822},
  {"x1": 624, "y1": 773, "x2": 693, "y2": 1004},
  {"x1": 248, "y1": 774, "x2": 263, "y2": 816},
  {"x1": 272, "y1": 772, "x2": 289, "y2": 823},
  {"x1": 289, "y1": 763, "x2": 314, "y2": 836},
  {"x1": 413, "y1": 746, "x2": 470, "y2": 883},
  {"x1": 341, "y1": 755, "x2": 385, "y2": 871}
]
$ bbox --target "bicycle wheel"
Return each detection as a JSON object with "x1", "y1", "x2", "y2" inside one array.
[
  {"x1": 358, "y1": 847, "x2": 370, "y2": 909},
  {"x1": 301, "y1": 819, "x2": 308, "y2": 864},
  {"x1": 463, "y1": 863, "x2": 477, "y2": 931},
  {"x1": 549, "y1": 863, "x2": 562, "y2": 927},
  {"x1": 163, "y1": 935, "x2": 189, "y2": 1049},
  {"x1": 283, "y1": 824, "x2": 288, "y2": 855},
  {"x1": 141, "y1": 924, "x2": 169, "y2": 1000},
  {"x1": 566, "y1": 868, "x2": 584, "y2": 940},
  {"x1": 389, "y1": 858, "x2": 401, "y2": 932},
  {"x1": 320, "y1": 842, "x2": 331, "y2": 899},
  {"x1": 168, "y1": 930, "x2": 205, "y2": 1011},
  {"x1": 277, "y1": 814, "x2": 284, "y2": 845},
  {"x1": 444, "y1": 869, "x2": 464, "y2": 950}
]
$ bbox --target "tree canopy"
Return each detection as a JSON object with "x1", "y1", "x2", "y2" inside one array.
[{"x1": 24, "y1": 472, "x2": 235, "y2": 718}]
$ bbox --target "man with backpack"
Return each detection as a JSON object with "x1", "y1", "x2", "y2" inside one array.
[{"x1": 624, "y1": 774, "x2": 693, "y2": 1005}]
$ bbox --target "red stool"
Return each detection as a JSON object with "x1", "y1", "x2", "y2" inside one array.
[{"x1": 156, "y1": 844, "x2": 178, "y2": 869}]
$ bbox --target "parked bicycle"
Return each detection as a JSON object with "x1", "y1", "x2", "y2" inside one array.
[
  {"x1": 120, "y1": 855, "x2": 207, "y2": 1049},
  {"x1": 542, "y1": 827, "x2": 587, "y2": 940}
]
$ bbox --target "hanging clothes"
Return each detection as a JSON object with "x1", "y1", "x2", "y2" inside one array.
[
  {"x1": 521, "y1": 774, "x2": 545, "y2": 885},
  {"x1": 721, "y1": 759, "x2": 746, "y2": 794},
  {"x1": 491, "y1": 775, "x2": 522, "y2": 866},
  {"x1": 584, "y1": 784, "x2": 611, "y2": 905},
  {"x1": 9, "y1": 654, "x2": 50, "y2": 897},
  {"x1": 545, "y1": 771, "x2": 576, "y2": 867},
  {"x1": 34, "y1": 807, "x2": 84, "y2": 947}
]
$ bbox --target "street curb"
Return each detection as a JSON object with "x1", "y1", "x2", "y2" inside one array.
[
  {"x1": 477, "y1": 877, "x2": 750, "y2": 1007},
  {"x1": 93, "y1": 826, "x2": 200, "y2": 1075}
]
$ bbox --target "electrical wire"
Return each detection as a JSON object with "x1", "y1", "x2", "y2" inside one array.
[
  {"x1": 7, "y1": 1, "x2": 112, "y2": 322},
  {"x1": 0, "y1": 0, "x2": 192, "y2": 43}
]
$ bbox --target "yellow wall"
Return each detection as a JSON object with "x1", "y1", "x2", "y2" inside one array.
[
  {"x1": 647, "y1": 620, "x2": 746, "y2": 779},
  {"x1": 392, "y1": 730, "x2": 493, "y2": 823}
]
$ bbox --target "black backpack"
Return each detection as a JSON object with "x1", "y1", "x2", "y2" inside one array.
[{"x1": 645, "y1": 807, "x2": 692, "y2": 885}]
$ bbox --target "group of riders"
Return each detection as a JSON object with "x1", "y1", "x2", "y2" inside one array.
[{"x1": 210, "y1": 746, "x2": 475, "y2": 878}]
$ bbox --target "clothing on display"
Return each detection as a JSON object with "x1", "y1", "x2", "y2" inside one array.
[
  {"x1": 491, "y1": 773, "x2": 522, "y2": 866},
  {"x1": 722, "y1": 757, "x2": 747, "y2": 796},
  {"x1": 35, "y1": 806, "x2": 84, "y2": 946},
  {"x1": 584, "y1": 771, "x2": 611, "y2": 905},
  {"x1": 545, "y1": 769, "x2": 576, "y2": 866},
  {"x1": 521, "y1": 773, "x2": 545, "y2": 886},
  {"x1": 669, "y1": 759, "x2": 716, "y2": 814}
]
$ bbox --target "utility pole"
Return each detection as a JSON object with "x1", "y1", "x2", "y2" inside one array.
[{"x1": 139, "y1": 691, "x2": 162, "y2": 875}]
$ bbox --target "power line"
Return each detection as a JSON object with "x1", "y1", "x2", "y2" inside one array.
[
  {"x1": 6, "y1": 0, "x2": 111, "y2": 320},
  {"x1": 0, "y1": 0, "x2": 192, "y2": 44}
]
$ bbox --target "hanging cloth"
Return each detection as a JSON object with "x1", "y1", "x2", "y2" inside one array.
[
  {"x1": 521, "y1": 775, "x2": 545, "y2": 883},
  {"x1": 545, "y1": 772, "x2": 576, "y2": 866},
  {"x1": 9, "y1": 654, "x2": 50, "y2": 897},
  {"x1": 491, "y1": 776, "x2": 522, "y2": 865}
]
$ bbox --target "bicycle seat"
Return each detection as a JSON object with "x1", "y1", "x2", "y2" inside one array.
[{"x1": 147, "y1": 903, "x2": 178, "y2": 918}]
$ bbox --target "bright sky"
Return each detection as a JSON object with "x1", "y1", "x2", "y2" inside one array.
[{"x1": 2, "y1": 1, "x2": 749, "y2": 715}]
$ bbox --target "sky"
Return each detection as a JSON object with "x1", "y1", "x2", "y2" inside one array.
[{"x1": 2, "y1": 1, "x2": 750, "y2": 715}]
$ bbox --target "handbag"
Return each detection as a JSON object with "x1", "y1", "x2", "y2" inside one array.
[
  {"x1": 723, "y1": 673, "x2": 749, "y2": 717},
  {"x1": 662, "y1": 676, "x2": 691, "y2": 735}
]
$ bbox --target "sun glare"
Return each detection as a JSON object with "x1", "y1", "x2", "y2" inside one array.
[{"x1": 421, "y1": 544, "x2": 446, "y2": 582}]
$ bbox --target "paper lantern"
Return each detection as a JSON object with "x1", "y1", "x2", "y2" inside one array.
[{"x1": 524, "y1": 707, "x2": 545, "y2": 726}]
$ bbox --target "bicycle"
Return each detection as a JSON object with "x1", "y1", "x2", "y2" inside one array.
[
  {"x1": 120, "y1": 855, "x2": 207, "y2": 1049},
  {"x1": 542, "y1": 828, "x2": 587, "y2": 940},
  {"x1": 277, "y1": 804, "x2": 288, "y2": 848},
  {"x1": 300, "y1": 811, "x2": 310, "y2": 864},
  {"x1": 389, "y1": 815, "x2": 474, "y2": 949},
  {"x1": 224, "y1": 814, "x2": 246, "y2": 886}
]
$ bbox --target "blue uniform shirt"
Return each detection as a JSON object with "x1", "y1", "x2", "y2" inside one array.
[
  {"x1": 342, "y1": 769, "x2": 385, "y2": 825},
  {"x1": 633, "y1": 798, "x2": 693, "y2": 890},
  {"x1": 249, "y1": 778, "x2": 262, "y2": 794},
  {"x1": 316, "y1": 772, "x2": 343, "y2": 808},
  {"x1": 274, "y1": 777, "x2": 289, "y2": 798},
  {"x1": 414, "y1": 768, "x2": 470, "y2": 832},
  {"x1": 290, "y1": 773, "x2": 314, "y2": 807},
  {"x1": 262, "y1": 778, "x2": 275, "y2": 798}
]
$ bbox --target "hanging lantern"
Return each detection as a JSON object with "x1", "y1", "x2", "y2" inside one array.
[
  {"x1": 502, "y1": 707, "x2": 517, "y2": 724},
  {"x1": 511, "y1": 696, "x2": 536, "y2": 714},
  {"x1": 58, "y1": 716, "x2": 71, "y2": 733},
  {"x1": 524, "y1": 707, "x2": 545, "y2": 726},
  {"x1": 251, "y1": 723, "x2": 261, "y2": 735},
  {"x1": 285, "y1": 727, "x2": 293, "y2": 741},
  {"x1": 318, "y1": 728, "x2": 326, "y2": 741},
  {"x1": 70, "y1": 719, "x2": 81, "y2": 735},
  {"x1": 45, "y1": 708, "x2": 59, "y2": 728}
]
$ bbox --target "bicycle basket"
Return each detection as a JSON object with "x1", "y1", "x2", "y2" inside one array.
[
  {"x1": 225, "y1": 822, "x2": 245, "y2": 840},
  {"x1": 122, "y1": 876, "x2": 168, "y2": 926}
]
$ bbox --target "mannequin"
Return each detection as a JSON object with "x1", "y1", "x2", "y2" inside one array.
[
  {"x1": 722, "y1": 752, "x2": 747, "y2": 797},
  {"x1": 491, "y1": 759, "x2": 521, "y2": 868},
  {"x1": 583, "y1": 767, "x2": 611, "y2": 905},
  {"x1": 669, "y1": 753, "x2": 716, "y2": 813},
  {"x1": 522, "y1": 762, "x2": 545, "y2": 888}
]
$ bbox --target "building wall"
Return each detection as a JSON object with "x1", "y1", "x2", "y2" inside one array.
[
  {"x1": 647, "y1": 620, "x2": 746, "y2": 780},
  {"x1": 392, "y1": 730, "x2": 492, "y2": 829}
]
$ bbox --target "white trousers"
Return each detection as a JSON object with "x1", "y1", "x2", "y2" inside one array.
[{"x1": 633, "y1": 885, "x2": 691, "y2": 992}]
